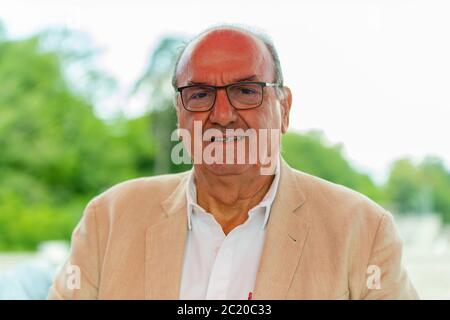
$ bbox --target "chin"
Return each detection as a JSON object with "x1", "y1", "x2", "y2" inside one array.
[{"x1": 203, "y1": 162, "x2": 253, "y2": 176}]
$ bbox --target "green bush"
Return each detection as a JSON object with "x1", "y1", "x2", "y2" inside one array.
[{"x1": 0, "y1": 194, "x2": 85, "y2": 251}]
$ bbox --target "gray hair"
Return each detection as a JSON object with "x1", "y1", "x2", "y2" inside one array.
[{"x1": 171, "y1": 24, "x2": 284, "y2": 90}]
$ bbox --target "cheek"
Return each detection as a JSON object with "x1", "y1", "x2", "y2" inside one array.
[
  {"x1": 242, "y1": 103, "x2": 282, "y2": 130},
  {"x1": 178, "y1": 109, "x2": 209, "y2": 130}
]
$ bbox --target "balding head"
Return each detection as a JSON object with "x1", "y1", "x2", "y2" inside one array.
[
  {"x1": 172, "y1": 25, "x2": 284, "y2": 90},
  {"x1": 176, "y1": 28, "x2": 275, "y2": 91}
]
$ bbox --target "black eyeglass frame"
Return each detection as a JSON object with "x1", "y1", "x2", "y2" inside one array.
[{"x1": 176, "y1": 81, "x2": 280, "y2": 112}]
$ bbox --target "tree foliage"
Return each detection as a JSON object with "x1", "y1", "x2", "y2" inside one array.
[
  {"x1": 385, "y1": 156, "x2": 450, "y2": 222},
  {"x1": 0, "y1": 31, "x2": 143, "y2": 250},
  {"x1": 281, "y1": 131, "x2": 384, "y2": 203}
]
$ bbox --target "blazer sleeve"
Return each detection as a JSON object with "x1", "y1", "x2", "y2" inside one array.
[
  {"x1": 47, "y1": 199, "x2": 101, "y2": 299},
  {"x1": 360, "y1": 211, "x2": 419, "y2": 300}
]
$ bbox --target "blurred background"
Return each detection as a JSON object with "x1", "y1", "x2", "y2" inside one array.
[{"x1": 0, "y1": 0, "x2": 449, "y2": 299}]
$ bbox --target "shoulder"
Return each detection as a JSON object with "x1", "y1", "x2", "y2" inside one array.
[
  {"x1": 85, "y1": 171, "x2": 190, "y2": 225},
  {"x1": 287, "y1": 167, "x2": 389, "y2": 234},
  {"x1": 96, "y1": 171, "x2": 188, "y2": 203}
]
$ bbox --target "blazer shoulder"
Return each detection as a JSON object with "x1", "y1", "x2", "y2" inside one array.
[
  {"x1": 291, "y1": 168, "x2": 388, "y2": 223},
  {"x1": 88, "y1": 171, "x2": 190, "y2": 222},
  {"x1": 98, "y1": 171, "x2": 188, "y2": 200}
]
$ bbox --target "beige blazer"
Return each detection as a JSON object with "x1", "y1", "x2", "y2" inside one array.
[{"x1": 48, "y1": 159, "x2": 418, "y2": 300}]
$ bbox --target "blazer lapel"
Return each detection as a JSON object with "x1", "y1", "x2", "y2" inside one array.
[
  {"x1": 145, "y1": 174, "x2": 189, "y2": 299},
  {"x1": 253, "y1": 160, "x2": 311, "y2": 299}
]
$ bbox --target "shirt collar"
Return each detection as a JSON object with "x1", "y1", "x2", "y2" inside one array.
[{"x1": 185, "y1": 158, "x2": 281, "y2": 231}]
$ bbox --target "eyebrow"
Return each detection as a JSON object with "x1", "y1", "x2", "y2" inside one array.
[{"x1": 187, "y1": 75, "x2": 259, "y2": 86}]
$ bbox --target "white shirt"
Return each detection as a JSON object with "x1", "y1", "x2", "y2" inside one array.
[{"x1": 179, "y1": 162, "x2": 280, "y2": 300}]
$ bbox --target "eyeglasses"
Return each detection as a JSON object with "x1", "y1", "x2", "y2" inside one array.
[{"x1": 176, "y1": 81, "x2": 279, "y2": 112}]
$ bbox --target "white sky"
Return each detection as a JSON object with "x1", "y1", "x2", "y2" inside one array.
[{"x1": 1, "y1": 0, "x2": 449, "y2": 183}]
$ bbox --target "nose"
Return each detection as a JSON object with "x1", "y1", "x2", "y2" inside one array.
[{"x1": 208, "y1": 89, "x2": 238, "y2": 127}]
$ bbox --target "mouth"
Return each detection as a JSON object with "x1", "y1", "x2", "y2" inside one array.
[{"x1": 210, "y1": 135, "x2": 245, "y2": 143}]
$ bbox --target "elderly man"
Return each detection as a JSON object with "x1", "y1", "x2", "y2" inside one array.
[{"x1": 48, "y1": 25, "x2": 418, "y2": 300}]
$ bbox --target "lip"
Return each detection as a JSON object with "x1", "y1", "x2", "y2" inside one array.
[{"x1": 210, "y1": 136, "x2": 245, "y2": 143}]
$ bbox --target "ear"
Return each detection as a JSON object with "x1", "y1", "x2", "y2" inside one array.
[{"x1": 279, "y1": 86, "x2": 292, "y2": 134}]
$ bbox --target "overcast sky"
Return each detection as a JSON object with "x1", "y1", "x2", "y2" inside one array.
[{"x1": 1, "y1": 0, "x2": 449, "y2": 183}]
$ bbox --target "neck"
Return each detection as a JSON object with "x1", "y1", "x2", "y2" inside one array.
[{"x1": 194, "y1": 165, "x2": 275, "y2": 235}]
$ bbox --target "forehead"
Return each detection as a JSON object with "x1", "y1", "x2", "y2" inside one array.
[{"x1": 176, "y1": 29, "x2": 274, "y2": 85}]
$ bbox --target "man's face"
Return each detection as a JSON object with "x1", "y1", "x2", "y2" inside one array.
[{"x1": 175, "y1": 29, "x2": 292, "y2": 176}]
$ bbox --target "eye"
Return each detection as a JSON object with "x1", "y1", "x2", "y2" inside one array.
[
  {"x1": 232, "y1": 84, "x2": 261, "y2": 95},
  {"x1": 190, "y1": 91, "x2": 209, "y2": 100},
  {"x1": 239, "y1": 87, "x2": 257, "y2": 95},
  {"x1": 189, "y1": 89, "x2": 215, "y2": 101}
]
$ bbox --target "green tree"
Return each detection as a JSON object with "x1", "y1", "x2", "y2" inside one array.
[
  {"x1": 384, "y1": 158, "x2": 422, "y2": 213},
  {"x1": 281, "y1": 130, "x2": 384, "y2": 203},
  {"x1": 0, "y1": 30, "x2": 139, "y2": 250},
  {"x1": 385, "y1": 156, "x2": 450, "y2": 222},
  {"x1": 133, "y1": 36, "x2": 191, "y2": 174}
]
